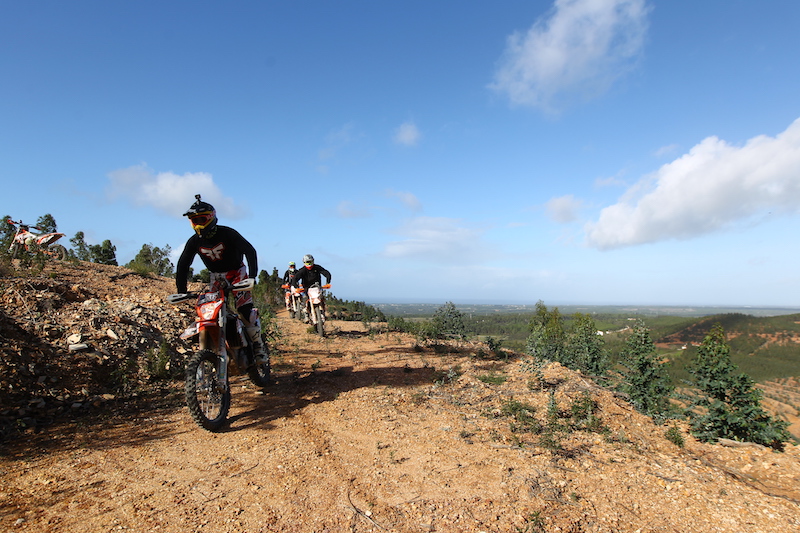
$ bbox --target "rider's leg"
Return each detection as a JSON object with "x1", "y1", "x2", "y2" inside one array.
[{"x1": 239, "y1": 304, "x2": 268, "y2": 363}]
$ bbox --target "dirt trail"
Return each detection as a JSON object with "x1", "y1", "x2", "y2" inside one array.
[{"x1": 2, "y1": 310, "x2": 800, "y2": 532}]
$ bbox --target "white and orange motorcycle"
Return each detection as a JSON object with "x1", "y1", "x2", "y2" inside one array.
[
  {"x1": 6, "y1": 218, "x2": 67, "y2": 260},
  {"x1": 298, "y1": 282, "x2": 331, "y2": 337},
  {"x1": 167, "y1": 278, "x2": 270, "y2": 432}
]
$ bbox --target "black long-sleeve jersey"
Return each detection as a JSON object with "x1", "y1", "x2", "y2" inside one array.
[
  {"x1": 175, "y1": 226, "x2": 258, "y2": 293},
  {"x1": 290, "y1": 264, "x2": 331, "y2": 290},
  {"x1": 283, "y1": 268, "x2": 298, "y2": 285}
]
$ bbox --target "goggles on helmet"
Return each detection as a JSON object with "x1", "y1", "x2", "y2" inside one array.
[{"x1": 189, "y1": 213, "x2": 215, "y2": 229}]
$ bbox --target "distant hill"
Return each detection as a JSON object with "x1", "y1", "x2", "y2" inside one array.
[{"x1": 373, "y1": 302, "x2": 800, "y2": 318}]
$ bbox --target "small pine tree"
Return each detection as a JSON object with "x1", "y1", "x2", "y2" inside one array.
[
  {"x1": 0, "y1": 216, "x2": 15, "y2": 253},
  {"x1": 620, "y1": 320, "x2": 674, "y2": 419},
  {"x1": 687, "y1": 323, "x2": 791, "y2": 450},
  {"x1": 525, "y1": 301, "x2": 566, "y2": 362},
  {"x1": 90, "y1": 239, "x2": 118, "y2": 265},
  {"x1": 70, "y1": 231, "x2": 91, "y2": 261},
  {"x1": 432, "y1": 301, "x2": 466, "y2": 339},
  {"x1": 566, "y1": 313, "x2": 609, "y2": 376},
  {"x1": 35, "y1": 214, "x2": 58, "y2": 233},
  {"x1": 125, "y1": 243, "x2": 174, "y2": 276}
]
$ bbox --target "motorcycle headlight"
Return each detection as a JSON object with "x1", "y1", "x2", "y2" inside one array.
[{"x1": 198, "y1": 300, "x2": 223, "y2": 320}]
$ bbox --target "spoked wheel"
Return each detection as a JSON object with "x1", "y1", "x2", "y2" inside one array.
[
  {"x1": 185, "y1": 349, "x2": 230, "y2": 432},
  {"x1": 50, "y1": 244, "x2": 67, "y2": 260}
]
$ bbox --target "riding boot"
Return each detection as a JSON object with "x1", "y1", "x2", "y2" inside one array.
[{"x1": 244, "y1": 313, "x2": 268, "y2": 365}]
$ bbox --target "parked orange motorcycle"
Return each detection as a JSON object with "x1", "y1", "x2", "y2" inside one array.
[{"x1": 6, "y1": 218, "x2": 67, "y2": 260}]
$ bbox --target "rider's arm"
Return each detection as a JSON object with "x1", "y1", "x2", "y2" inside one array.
[
  {"x1": 175, "y1": 237, "x2": 198, "y2": 293},
  {"x1": 231, "y1": 229, "x2": 258, "y2": 279},
  {"x1": 320, "y1": 265, "x2": 332, "y2": 284}
]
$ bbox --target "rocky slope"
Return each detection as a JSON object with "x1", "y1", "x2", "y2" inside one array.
[{"x1": 1, "y1": 260, "x2": 799, "y2": 532}]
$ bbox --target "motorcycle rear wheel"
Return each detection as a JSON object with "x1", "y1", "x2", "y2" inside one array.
[
  {"x1": 185, "y1": 349, "x2": 230, "y2": 432},
  {"x1": 246, "y1": 344, "x2": 271, "y2": 387},
  {"x1": 50, "y1": 244, "x2": 67, "y2": 261}
]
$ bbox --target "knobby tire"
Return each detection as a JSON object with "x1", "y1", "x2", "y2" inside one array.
[
  {"x1": 314, "y1": 306, "x2": 325, "y2": 337},
  {"x1": 51, "y1": 244, "x2": 67, "y2": 261},
  {"x1": 246, "y1": 344, "x2": 271, "y2": 387},
  {"x1": 185, "y1": 349, "x2": 230, "y2": 432}
]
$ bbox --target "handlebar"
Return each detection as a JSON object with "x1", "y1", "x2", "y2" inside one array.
[
  {"x1": 293, "y1": 283, "x2": 331, "y2": 293},
  {"x1": 166, "y1": 278, "x2": 255, "y2": 305},
  {"x1": 7, "y1": 219, "x2": 43, "y2": 231}
]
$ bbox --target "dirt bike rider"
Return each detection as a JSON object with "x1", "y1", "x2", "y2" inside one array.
[
  {"x1": 281, "y1": 261, "x2": 299, "y2": 312},
  {"x1": 290, "y1": 254, "x2": 331, "y2": 320},
  {"x1": 175, "y1": 195, "x2": 268, "y2": 364}
]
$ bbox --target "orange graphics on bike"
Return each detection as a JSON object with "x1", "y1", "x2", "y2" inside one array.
[
  {"x1": 167, "y1": 278, "x2": 270, "y2": 432},
  {"x1": 6, "y1": 218, "x2": 67, "y2": 261}
]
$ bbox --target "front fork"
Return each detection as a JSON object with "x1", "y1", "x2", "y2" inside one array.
[{"x1": 199, "y1": 326, "x2": 230, "y2": 391}]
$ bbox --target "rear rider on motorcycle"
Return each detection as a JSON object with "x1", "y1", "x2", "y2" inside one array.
[
  {"x1": 291, "y1": 254, "x2": 332, "y2": 320},
  {"x1": 175, "y1": 195, "x2": 268, "y2": 364},
  {"x1": 282, "y1": 261, "x2": 298, "y2": 312}
]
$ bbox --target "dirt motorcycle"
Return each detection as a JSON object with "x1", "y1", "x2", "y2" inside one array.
[
  {"x1": 6, "y1": 218, "x2": 67, "y2": 260},
  {"x1": 281, "y1": 284, "x2": 304, "y2": 320},
  {"x1": 167, "y1": 278, "x2": 270, "y2": 432},
  {"x1": 298, "y1": 282, "x2": 331, "y2": 337}
]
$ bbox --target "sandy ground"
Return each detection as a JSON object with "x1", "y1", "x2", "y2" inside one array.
[{"x1": 2, "y1": 309, "x2": 800, "y2": 533}]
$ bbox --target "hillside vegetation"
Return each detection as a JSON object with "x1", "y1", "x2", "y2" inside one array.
[{"x1": 2, "y1": 259, "x2": 800, "y2": 532}]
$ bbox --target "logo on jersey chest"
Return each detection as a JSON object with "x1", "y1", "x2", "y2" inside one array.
[{"x1": 200, "y1": 243, "x2": 225, "y2": 261}]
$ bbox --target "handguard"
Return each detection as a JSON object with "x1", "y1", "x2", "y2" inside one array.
[
  {"x1": 232, "y1": 278, "x2": 255, "y2": 291},
  {"x1": 167, "y1": 293, "x2": 195, "y2": 305}
]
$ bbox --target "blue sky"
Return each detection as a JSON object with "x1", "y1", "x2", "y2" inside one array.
[{"x1": 3, "y1": 0, "x2": 800, "y2": 306}]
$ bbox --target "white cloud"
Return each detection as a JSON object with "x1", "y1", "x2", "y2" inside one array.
[
  {"x1": 490, "y1": 0, "x2": 649, "y2": 112},
  {"x1": 393, "y1": 121, "x2": 421, "y2": 146},
  {"x1": 106, "y1": 164, "x2": 241, "y2": 218},
  {"x1": 585, "y1": 118, "x2": 800, "y2": 249},
  {"x1": 335, "y1": 200, "x2": 371, "y2": 219},
  {"x1": 546, "y1": 194, "x2": 584, "y2": 223},
  {"x1": 385, "y1": 189, "x2": 422, "y2": 212},
  {"x1": 383, "y1": 216, "x2": 488, "y2": 262}
]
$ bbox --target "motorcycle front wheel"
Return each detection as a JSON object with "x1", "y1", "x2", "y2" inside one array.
[
  {"x1": 314, "y1": 306, "x2": 325, "y2": 337},
  {"x1": 185, "y1": 349, "x2": 231, "y2": 432}
]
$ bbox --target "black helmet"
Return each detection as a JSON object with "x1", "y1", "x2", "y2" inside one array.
[{"x1": 183, "y1": 194, "x2": 217, "y2": 238}]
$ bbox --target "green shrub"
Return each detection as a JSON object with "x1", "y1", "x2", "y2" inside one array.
[
  {"x1": 686, "y1": 324, "x2": 791, "y2": 450},
  {"x1": 618, "y1": 320, "x2": 674, "y2": 419}
]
